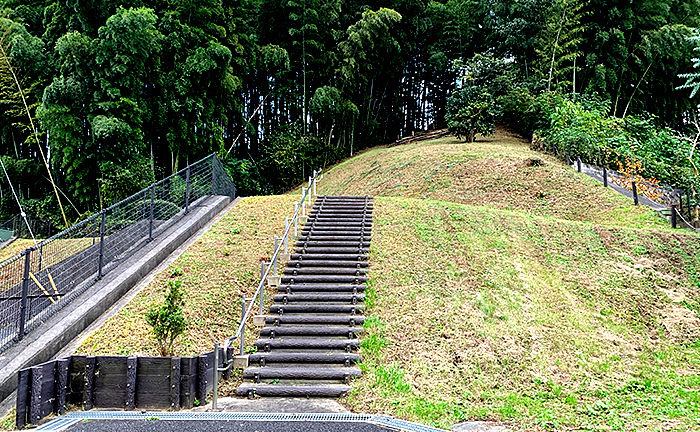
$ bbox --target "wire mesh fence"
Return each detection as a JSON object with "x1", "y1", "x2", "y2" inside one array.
[
  {"x1": 0, "y1": 214, "x2": 56, "y2": 242},
  {"x1": 0, "y1": 154, "x2": 236, "y2": 353}
]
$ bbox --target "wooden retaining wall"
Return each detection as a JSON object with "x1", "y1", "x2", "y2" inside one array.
[{"x1": 16, "y1": 346, "x2": 234, "y2": 429}]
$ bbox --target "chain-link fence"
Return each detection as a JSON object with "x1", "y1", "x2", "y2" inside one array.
[
  {"x1": 0, "y1": 214, "x2": 56, "y2": 242},
  {"x1": 0, "y1": 155, "x2": 236, "y2": 353}
]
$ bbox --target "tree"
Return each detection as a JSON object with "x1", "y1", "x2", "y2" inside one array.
[
  {"x1": 533, "y1": 0, "x2": 585, "y2": 92},
  {"x1": 445, "y1": 84, "x2": 496, "y2": 142}
]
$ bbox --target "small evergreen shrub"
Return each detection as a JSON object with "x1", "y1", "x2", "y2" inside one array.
[{"x1": 145, "y1": 278, "x2": 187, "y2": 357}]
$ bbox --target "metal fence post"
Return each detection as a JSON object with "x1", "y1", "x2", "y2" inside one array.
[
  {"x1": 566, "y1": 154, "x2": 570, "y2": 166},
  {"x1": 97, "y1": 212, "x2": 106, "y2": 280},
  {"x1": 284, "y1": 220, "x2": 289, "y2": 253},
  {"x1": 576, "y1": 156, "x2": 582, "y2": 172},
  {"x1": 18, "y1": 249, "x2": 31, "y2": 340},
  {"x1": 313, "y1": 171, "x2": 317, "y2": 195},
  {"x1": 294, "y1": 204, "x2": 298, "y2": 237},
  {"x1": 149, "y1": 185, "x2": 155, "y2": 242},
  {"x1": 211, "y1": 156, "x2": 217, "y2": 195},
  {"x1": 240, "y1": 297, "x2": 246, "y2": 356},
  {"x1": 185, "y1": 166, "x2": 191, "y2": 214},
  {"x1": 632, "y1": 181, "x2": 639, "y2": 205},
  {"x1": 671, "y1": 205, "x2": 677, "y2": 229},
  {"x1": 603, "y1": 166, "x2": 608, "y2": 187},
  {"x1": 212, "y1": 341, "x2": 219, "y2": 411}
]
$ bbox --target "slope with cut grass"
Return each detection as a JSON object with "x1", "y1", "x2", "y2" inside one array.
[
  {"x1": 316, "y1": 129, "x2": 666, "y2": 230},
  {"x1": 346, "y1": 197, "x2": 700, "y2": 430},
  {"x1": 65, "y1": 129, "x2": 700, "y2": 431}
]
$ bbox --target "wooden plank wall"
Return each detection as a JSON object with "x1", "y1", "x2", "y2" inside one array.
[{"x1": 15, "y1": 348, "x2": 229, "y2": 429}]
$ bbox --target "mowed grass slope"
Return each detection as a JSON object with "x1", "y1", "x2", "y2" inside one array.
[
  {"x1": 317, "y1": 129, "x2": 666, "y2": 230},
  {"x1": 347, "y1": 197, "x2": 700, "y2": 430},
  {"x1": 68, "y1": 130, "x2": 700, "y2": 431},
  {"x1": 74, "y1": 195, "x2": 294, "y2": 360}
]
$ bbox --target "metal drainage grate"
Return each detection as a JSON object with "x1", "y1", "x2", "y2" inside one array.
[
  {"x1": 36, "y1": 411, "x2": 448, "y2": 431},
  {"x1": 33, "y1": 417, "x2": 81, "y2": 432}
]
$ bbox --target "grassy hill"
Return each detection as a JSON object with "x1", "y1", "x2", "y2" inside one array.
[
  {"x1": 347, "y1": 197, "x2": 700, "y2": 430},
  {"x1": 316, "y1": 129, "x2": 666, "y2": 230},
  {"x1": 69, "y1": 130, "x2": 700, "y2": 431}
]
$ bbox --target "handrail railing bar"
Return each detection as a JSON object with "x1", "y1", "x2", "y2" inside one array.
[{"x1": 223, "y1": 168, "x2": 322, "y2": 350}]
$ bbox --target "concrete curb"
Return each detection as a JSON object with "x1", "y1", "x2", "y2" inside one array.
[{"x1": 0, "y1": 195, "x2": 231, "y2": 408}]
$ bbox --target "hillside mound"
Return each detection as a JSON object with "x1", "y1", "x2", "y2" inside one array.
[
  {"x1": 347, "y1": 197, "x2": 700, "y2": 430},
  {"x1": 317, "y1": 129, "x2": 666, "y2": 230}
]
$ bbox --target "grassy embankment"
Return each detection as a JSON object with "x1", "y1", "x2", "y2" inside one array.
[{"x1": 67, "y1": 129, "x2": 700, "y2": 431}]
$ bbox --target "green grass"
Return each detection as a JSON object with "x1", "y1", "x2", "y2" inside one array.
[
  {"x1": 346, "y1": 196, "x2": 700, "y2": 431},
  {"x1": 316, "y1": 129, "x2": 667, "y2": 230},
  {"x1": 67, "y1": 129, "x2": 700, "y2": 430}
]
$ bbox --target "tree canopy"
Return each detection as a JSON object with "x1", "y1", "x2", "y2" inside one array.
[{"x1": 0, "y1": 0, "x2": 698, "y2": 225}]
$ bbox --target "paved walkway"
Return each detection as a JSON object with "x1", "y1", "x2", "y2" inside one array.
[{"x1": 572, "y1": 160, "x2": 666, "y2": 210}]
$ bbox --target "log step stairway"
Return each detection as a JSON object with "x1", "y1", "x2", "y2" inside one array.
[{"x1": 237, "y1": 195, "x2": 373, "y2": 398}]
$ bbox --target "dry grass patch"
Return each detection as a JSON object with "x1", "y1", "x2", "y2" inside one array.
[
  {"x1": 317, "y1": 129, "x2": 666, "y2": 230},
  {"x1": 346, "y1": 197, "x2": 700, "y2": 431},
  {"x1": 0, "y1": 239, "x2": 39, "y2": 262},
  {"x1": 74, "y1": 195, "x2": 297, "y2": 391}
]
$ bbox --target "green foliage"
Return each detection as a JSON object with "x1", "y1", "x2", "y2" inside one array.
[
  {"x1": 145, "y1": 278, "x2": 187, "y2": 357},
  {"x1": 259, "y1": 125, "x2": 340, "y2": 193},
  {"x1": 222, "y1": 158, "x2": 264, "y2": 197},
  {"x1": 678, "y1": 31, "x2": 700, "y2": 97},
  {"x1": 504, "y1": 91, "x2": 698, "y2": 188},
  {"x1": 99, "y1": 157, "x2": 155, "y2": 207},
  {"x1": 445, "y1": 85, "x2": 496, "y2": 142}
]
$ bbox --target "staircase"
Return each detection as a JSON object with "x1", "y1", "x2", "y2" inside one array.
[{"x1": 237, "y1": 195, "x2": 373, "y2": 398}]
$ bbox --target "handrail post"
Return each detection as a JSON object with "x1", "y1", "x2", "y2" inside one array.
[
  {"x1": 632, "y1": 181, "x2": 639, "y2": 205},
  {"x1": 671, "y1": 205, "x2": 677, "y2": 229},
  {"x1": 185, "y1": 166, "x2": 191, "y2": 214},
  {"x1": 213, "y1": 341, "x2": 219, "y2": 411},
  {"x1": 273, "y1": 238, "x2": 278, "y2": 276},
  {"x1": 149, "y1": 185, "x2": 155, "y2": 241},
  {"x1": 18, "y1": 248, "x2": 31, "y2": 340},
  {"x1": 260, "y1": 261, "x2": 265, "y2": 315},
  {"x1": 577, "y1": 156, "x2": 582, "y2": 172},
  {"x1": 294, "y1": 203, "x2": 299, "y2": 236},
  {"x1": 97, "y1": 212, "x2": 106, "y2": 280},
  {"x1": 240, "y1": 297, "x2": 246, "y2": 356},
  {"x1": 307, "y1": 177, "x2": 312, "y2": 206},
  {"x1": 284, "y1": 219, "x2": 289, "y2": 254}
]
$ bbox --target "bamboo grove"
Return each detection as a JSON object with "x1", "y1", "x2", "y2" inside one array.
[{"x1": 0, "y1": 0, "x2": 699, "y2": 226}]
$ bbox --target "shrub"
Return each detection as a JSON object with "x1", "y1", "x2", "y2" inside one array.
[
  {"x1": 145, "y1": 278, "x2": 187, "y2": 357},
  {"x1": 445, "y1": 85, "x2": 497, "y2": 142}
]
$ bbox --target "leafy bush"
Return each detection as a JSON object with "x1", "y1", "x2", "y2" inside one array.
[
  {"x1": 445, "y1": 85, "x2": 497, "y2": 142},
  {"x1": 499, "y1": 89, "x2": 564, "y2": 138},
  {"x1": 501, "y1": 86, "x2": 699, "y2": 188},
  {"x1": 145, "y1": 278, "x2": 187, "y2": 357},
  {"x1": 259, "y1": 125, "x2": 342, "y2": 193},
  {"x1": 222, "y1": 158, "x2": 264, "y2": 196}
]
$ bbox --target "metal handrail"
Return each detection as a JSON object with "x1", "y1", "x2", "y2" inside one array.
[
  {"x1": 222, "y1": 168, "x2": 323, "y2": 352},
  {"x1": 211, "y1": 168, "x2": 322, "y2": 410}
]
